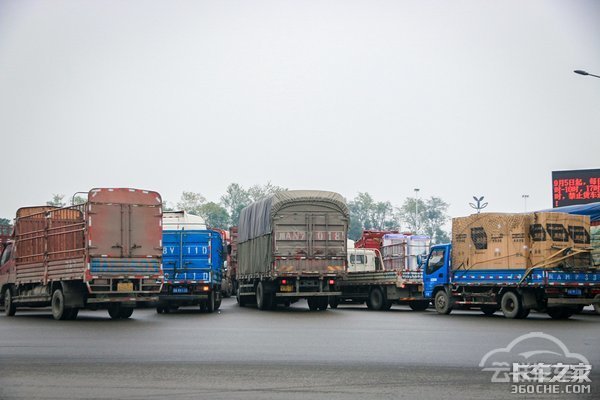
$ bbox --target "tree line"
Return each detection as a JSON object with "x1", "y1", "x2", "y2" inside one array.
[{"x1": 2, "y1": 184, "x2": 451, "y2": 244}]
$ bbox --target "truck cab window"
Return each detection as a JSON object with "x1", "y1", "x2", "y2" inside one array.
[
  {"x1": 350, "y1": 254, "x2": 365, "y2": 264},
  {"x1": 426, "y1": 249, "x2": 445, "y2": 275},
  {"x1": 1, "y1": 243, "x2": 12, "y2": 265}
]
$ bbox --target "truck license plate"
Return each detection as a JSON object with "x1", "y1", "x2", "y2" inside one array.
[
  {"x1": 173, "y1": 287, "x2": 188, "y2": 294},
  {"x1": 567, "y1": 289, "x2": 582, "y2": 296},
  {"x1": 117, "y1": 282, "x2": 134, "y2": 292},
  {"x1": 280, "y1": 285, "x2": 294, "y2": 293}
]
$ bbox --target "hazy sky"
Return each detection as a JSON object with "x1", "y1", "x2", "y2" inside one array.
[{"x1": 1, "y1": 0, "x2": 599, "y2": 222}]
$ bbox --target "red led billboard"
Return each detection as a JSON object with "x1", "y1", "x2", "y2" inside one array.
[{"x1": 552, "y1": 168, "x2": 600, "y2": 207}]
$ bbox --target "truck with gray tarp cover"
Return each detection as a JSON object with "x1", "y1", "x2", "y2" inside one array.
[{"x1": 236, "y1": 190, "x2": 348, "y2": 311}]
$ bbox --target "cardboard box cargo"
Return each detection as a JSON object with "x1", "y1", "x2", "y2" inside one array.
[
  {"x1": 452, "y1": 213, "x2": 530, "y2": 270},
  {"x1": 529, "y1": 213, "x2": 590, "y2": 268},
  {"x1": 452, "y1": 212, "x2": 591, "y2": 270}
]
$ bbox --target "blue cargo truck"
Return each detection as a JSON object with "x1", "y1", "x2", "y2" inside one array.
[
  {"x1": 422, "y1": 212, "x2": 600, "y2": 319},
  {"x1": 157, "y1": 211, "x2": 223, "y2": 313}
]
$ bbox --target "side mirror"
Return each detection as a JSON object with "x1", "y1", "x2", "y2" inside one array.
[{"x1": 416, "y1": 254, "x2": 423, "y2": 267}]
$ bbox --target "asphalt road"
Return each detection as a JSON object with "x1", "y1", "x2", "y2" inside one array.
[{"x1": 1, "y1": 299, "x2": 598, "y2": 400}]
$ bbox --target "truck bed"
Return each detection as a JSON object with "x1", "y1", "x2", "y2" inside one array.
[
  {"x1": 339, "y1": 270, "x2": 423, "y2": 286},
  {"x1": 452, "y1": 268, "x2": 600, "y2": 286}
]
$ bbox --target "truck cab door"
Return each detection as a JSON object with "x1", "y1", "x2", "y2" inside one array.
[{"x1": 422, "y1": 245, "x2": 450, "y2": 298}]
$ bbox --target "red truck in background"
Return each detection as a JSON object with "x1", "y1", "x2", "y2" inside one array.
[
  {"x1": 354, "y1": 230, "x2": 399, "y2": 250},
  {"x1": 0, "y1": 188, "x2": 164, "y2": 320}
]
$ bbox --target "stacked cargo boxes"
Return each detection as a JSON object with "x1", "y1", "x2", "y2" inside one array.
[
  {"x1": 381, "y1": 234, "x2": 431, "y2": 271},
  {"x1": 452, "y1": 212, "x2": 592, "y2": 271}
]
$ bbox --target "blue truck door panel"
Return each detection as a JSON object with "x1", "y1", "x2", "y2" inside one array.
[
  {"x1": 162, "y1": 230, "x2": 223, "y2": 283},
  {"x1": 423, "y1": 244, "x2": 451, "y2": 298}
]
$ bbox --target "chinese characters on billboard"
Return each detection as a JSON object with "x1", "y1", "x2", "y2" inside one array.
[{"x1": 552, "y1": 169, "x2": 600, "y2": 207}]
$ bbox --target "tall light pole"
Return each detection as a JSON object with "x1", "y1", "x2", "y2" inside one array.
[
  {"x1": 574, "y1": 70, "x2": 600, "y2": 79},
  {"x1": 522, "y1": 194, "x2": 529, "y2": 212},
  {"x1": 414, "y1": 188, "x2": 420, "y2": 234}
]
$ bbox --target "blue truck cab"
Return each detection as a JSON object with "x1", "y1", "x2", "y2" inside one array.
[
  {"x1": 422, "y1": 243, "x2": 600, "y2": 319},
  {"x1": 157, "y1": 211, "x2": 224, "y2": 313}
]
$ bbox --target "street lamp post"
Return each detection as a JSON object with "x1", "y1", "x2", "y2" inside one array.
[
  {"x1": 574, "y1": 70, "x2": 600, "y2": 79},
  {"x1": 522, "y1": 194, "x2": 529, "y2": 212},
  {"x1": 414, "y1": 188, "x2": 420, "y2": 234}
]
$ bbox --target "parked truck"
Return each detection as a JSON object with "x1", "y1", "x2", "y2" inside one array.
[
  {"x1": 236, "y1": 190, "x2": 348, "y2": 311},
  {"x1": 157, "y1": 211, "x2": 223, "y2": 313},
  {"x1": 0, "y1": 188, "x2": 163, "y2": 320},
  {"x1": 422, "y1": 212, "x2": 600, "y2": 319},
  {"x1": 330, "y1": 233, "x2": 431, "y2": 311}
]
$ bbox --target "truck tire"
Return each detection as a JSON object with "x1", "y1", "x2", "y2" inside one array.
[
  {"x1": 237, "y1": 287, "x2": 248, "y2": 307},
  {"x1": 256, "y1": 282, "x2": 272, "y2": 310},
  {"x1": 368, "y1": 287, "x2": 385, "y2": 311},
  {"x1": 409, "y1": 301, "x2": 430, "y2": 312},
  {"x1": 205, "y1": 291, "x2": 216, "y2": 313},
  {"x1": 51, "y1": 288, "x2": 69, "y2": 321},
  {"x1": 214, "y1": 298, "x2": 222, "y2": 311},
  {"x1": 317, "y1": 297, "x2": 328, "y2": 311},
  {"x1": 307, "y1": 297, "x2": 319, "y2": 311},
  {"x1": 434, "y1": 290, "x2": 452, "y2": 315},
  {"x1": 500, "y1": 292, "x2": 522, "y2": 319},
  {"x1": 328, "y1": 296, "x2": 339, "y2": 309},
  {"x1": 594, "y1": 295, "x2": 600, "y2": 315},
  {"x1": 4, "y1": 288, "x2": 16, "y2": 317},
  {"x1": 481, "y1": 305, "x2": 499, "y2": 316},
  {"x1": 118, "y1": 307, "x2": 134, "y2": 319},
  {"x1": 108, "y1": 304, "x2": 121, "y2": 319}
]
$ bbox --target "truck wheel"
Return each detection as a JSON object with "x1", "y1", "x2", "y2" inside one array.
[
  {"x1": 236, "y1": 287, "x2": 247, "y2": 307},
  {"x1": 108, "y1": 304, "x2": 122, "y2": 319},
  {"x1": 500, "y1": 292, "x2": 522, "y2": 319},
  {"x1": 214, "y1": 298, "x2": 222, "y2": 311},
  {"x1": 328, "y1": 296, "x2": 339, "y2": 309},
  {"x1": 317, "y1": 297, "x2": 328, "y2": 311},
  {"x1": 368, "y1": 288, "x2": 385, "y2": 311},
  {"x1": 206, "y1": 291, "x2": 216, "y2": 313},
  {"x1": 4, "y1": 288, "x2": 17, "y2": 317},
  {"x1": 51, "y1": 289, "x2": 69, "y2": 320},
  {"x1": 409, "y1": 301, "x2": 430, "y2": 312},
  {"x1": 434, "y1": 290, "x2": 452, "y2": 315},
  {"x1": 118, "y1": 307, "x2": 134, "y2": 319},
  {"x1": 4, "y1": 288, "x2": 16, "y2": 317},
  {"x1": 256, "y1": 282, "x2": 272, "y2": 310},
  {"x1": 595, "y1": 295, "x2": 600, "y2": 315},
  {"x1": 156, "y1": 306, "x2": 165, "y2": 314},
  {"x1": 481, "y1": 305, "x2": 499, "y2": 316},
  {"x1": 307, "y1": 297, "x2": 319, "y2": 311}
]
